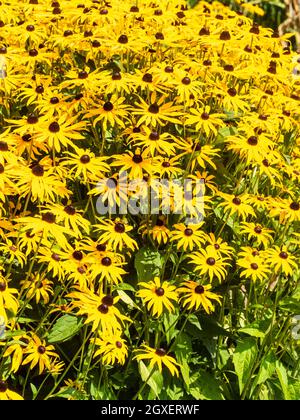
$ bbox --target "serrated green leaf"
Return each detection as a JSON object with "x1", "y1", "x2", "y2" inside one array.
[
  {"x1": 233, "y1": 337, "x2": 258, "y2": 395},
  {"x1": 48, "y1": 314, "x2": 83, "y2": 344},
  {"x1": 190, "y1": 371, "x2": 223, "y2": 400},
  {"x1": 134, "y1": 247, "x2": 163, "y2": 281}
]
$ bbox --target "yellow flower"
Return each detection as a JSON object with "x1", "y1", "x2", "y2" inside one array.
[
  {"x1": 134, "y1": 345, "x2": 180, "y2": 377},
  {"x1": 189, "y1": 248, "x2": 230, "y2": 282},
  {"x1": 93, "y1": 333, "x2": 128, "y2": 366},
  {"x1": 178, "y1": 281, "x2": 221, "y2": 313},
  {"x1": 23, "y1": 334, "x2": 58, "y2": 375},
  {"x1": 0, "y1": 381, "x2": 23, "y2": 400},
  {"x1": 137, "y1": 277, "x2": 178, "y2": 317}
]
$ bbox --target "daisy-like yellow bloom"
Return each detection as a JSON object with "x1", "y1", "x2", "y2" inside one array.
[
  {"x1": 112, "y1": 149, "x2": 153, "y2": 179},
  {"x1": 94, "y1": 218, "x2": 138, "y2": 252},
  {"x1": 170, "y1": 223, "x2": 206, "y2": 251},
  {"x1": 0, "y1": 381, "x2": 23, "y2": 400},
  {"x1": 68, "y1": 288, "x2": 130, "y2": 333},
  {"x1": 185, "y1": 106, "x2": 225, "y2": 137},
  {"x1": 34, "y1": 114, "x2": 86, "y2": 152},
  {"x1": 205, "y1": 233, "x2": 234, "y2": 258},
  {"x1": 269, "y1": 199, "x2": 300, "y2": 223},
  {"x1": 128, "y1": 126, "x2": 177, "y2": 156},
  {"x1": 176, "y1": 139, "x2": 221, "y2": 170},
  {"x1": 189, "y1": 248, "x2": 230, "y2": 282},
  {"x1": 86, "y1": 96, "x2": 130, "y2": 131},
  {"x1": 136, "y1": 277, "x2": 178, "y2": 317},
  {"x1": 237, "y1": 254, "x2": 270, "y2": 282},
  {"x1": 20, "y1": 274, "x2": 53, "y2": 304},
  {"x1": 0, "y1": 278, "x2": 19, "y2": 323},
  {"x1": 240, "y1": 222, "x2": 274, "y2": 247},
  {"x1": 178, "y1": 281, "x2": 221, "y2": 313},
  {"x1": 93, "y1": 333, "x2": 128, "y2": 366},
  {"x1": 266, "y1": 246, "x2": 298, "y2": 276},
  {"x1": 134, "y1": 345, "x2": 180, "y2": 377},
  {"x1": 3, "y1": 333, "x2": 30, "y2": 374},
  {"x1": 15, "y1": 162, "x2": 70, "y2": 203},
  {"x1": 62, "y1": 148, "x2": 110, "y2": 183},
  {"x1": 133, "y1": 92, "x2": 183, "y2": 126},
  {"x1": 140, "y1": 217, "x2": 171, "y2": 245},
  {"x1": 23, "y1": 334, "x2": 58, "y2": 375},
  {"x1": 88, "y1": 252, "x2": 127, "y2": 285},
  {"x1": 218, "y1": 193, "x2": 256, "y2": 220}
]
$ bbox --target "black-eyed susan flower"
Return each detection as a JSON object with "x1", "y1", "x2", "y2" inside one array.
[
  {"x1": 170, "y1": 223, "x2": 206, "y2": 251},
  {"x1": 136, "y1": 277, "x2": 178, "y2": 317},
  {"x1": 0, "y1": 278, "x2": 19, "y2": 323},
  {"x1": 94, "y1": 218, "x2": 138, "y2": 252},
  {"x1": 240, "y1": 222, "x2": 274, "y2": 248},
  {"x1": 134, "y1": 345, "x2": 180, "y2": 377},
  {"x1": 93, "y1": 333, "x2": 128, "y2": 366},
  {"x1": 0, "y1": 380, "x2": 23, "y2": 400},
  {"x1": 178, "y1": 281, "x2": 221, "y2": 313},
  {"x1": 22, "y1": 334, "x2": 58, "y2": 375},
  {"x1": 189, "y1": 248, "x2": 230, "y2": 282},
  {"x1": 68, "y1": 288, "x2": 131, "y2": 333},
  {"x1": 266, "y1": 246, "x2": 298, "y2": 276}
]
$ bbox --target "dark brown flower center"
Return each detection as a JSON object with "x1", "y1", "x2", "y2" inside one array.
[
  {"x1": 50, "y1": 97, "x2": 59, "y2": 104},
  {"x1": 195, "y1": 285, "x2": 205, "y2": 294},
  {"x1": 184, "y1": 228, "x2": 193, "y2": 236},
  {"x1": 102, "y1": 295, "x2": 114, "y2": 306},
  {"x1": 80, "y1": 155, "x2": 91, "y2": 164},
  {"x1": 27, "y1": 114, "x2": 39, "y2": 124},
  {"x1": 232, "y1": 197, "x2": 241, "y2": 205},
  {"x1": 251, "y1": 263, "x2": 258, "y2": 270},
  {"x1": 49, "y1": 122, "x2": 60, "y2": 133},
  {"x1": 164, "y1": 66, "x2": 174, "y2": 73},
  {"x1": 149, "y1": 131, "x2": 160, "y2": 141},
  {"x1": 254, "y1": 226, "x2": 262, "y2": 234},
  {"x1": 98, "y1": 303, "x2": 109, "y2": 314},
  {"x1": 29, "y1": 49, "x2": 38, "y2": 57},
  {"x1": 32, "y1": 164, "x2": 44, "y2": 177},
  {"x1": 155, "y1": 32, "x2": 164, "y2": 40},
  {"x1": 22, "y1": 134, "x2": 32, "y2": 142},
  {"x1": 112, "y1": 71, "x2": 121, "y2": 80},
  {"x1": 162, "y1": 161, "x2": 170, "y2": 168},
  {"x1": 103, "y1": 102, "x2": 114, "y2": 111},
  {"x1": 72, "y1": 251, "x2": 83, "y2": 261},
  {"x1": 227, "y1": 87, "x2": 237, "y2": 97},
  {"x1": 155, "y1": 287, "x2": 165, "y2": 296},
  {"x1": 220, "y1": 30, "x2": 231, "y2": 40},
  {"x1": 0, "y1": 140, "x2": 8, "y2": 152},
  {"x1": 51, "y1": 253, "x2": 61, "y2": 261},
  {"x1": 115, "y1": 222, "x2": 125, "y2": 233},
  {"x1": 78, "y1": 70, "x2": 88, "y2": 79},
  {"x1": 64, "y1": 205, "x2": 76, "y2": 215},
  {"x1": 132, "y1": 154, "x2": 143, "y2": 164},
  {"x1": 0, "y1": 380, "x2": 8, "y2": 393},
  {"x1": 182, "y1": 77, "x2": 191, "y2": 85},
  {"x1": 279, "y1": 252, "x2": 288, "y2": 259},
  {"x1": 148, "y1": 103, "x2": 159, "y2": 114},
  {"x1": 206, "y1": 257, "x2": 216, "y2": 266},
  {"x1": 155, "y1": 348, "x2": 166, "y2": 357},
  {"x1": 247, "y1": 136, "x2": 258, "y2": 146},
  {"x1": 96, "y1": 244, "x2": 106, "y2": 252},
  {"x1": 116, "y1": 341, "x2": 122, "y2": 348},
  {"x1": 101, "y1": 257, "x2": 112, "y2": 266},
  {"x1": 37, "y1": 345, "x2": 46, "y2": 354},
  {"x1": 201, "y1": 112, "x2": 209, "y2": 120},
  {"x1": 0, "y1": 281, "x2": 6, "y2": 292},
  {"x1": 118, "y1": 34, "x2": 128, "y2": 44},
  {"x1": 142, "y1": 73, "x2": 153, "y2": 83},
  {"x1": 290, "y1": 202, "x2": 300, "y2": 211},
  {"x1": 35, "y1": 85, "x2": 44, "y2": 94},
  {"x1": 42, "y1": 212, "x2": 56, "y2": 224}
]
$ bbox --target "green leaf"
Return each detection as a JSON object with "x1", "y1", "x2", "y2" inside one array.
[
  {"x1": 138, "y1": 361, "x2": 163, "y2": 398},
  {"x1": 250, "y1": 351, "x2": 276, "y2": 396},
  {"x1": 175, "y1": 333, "x2": 192, "y2": 390},
  {"x1": 233, "y1": 337, "x2": 258, "y2": 395},
  {"x1": 275, "y1": 361, "x2": 290, "y2": 400},
  {"x1": 163, "y1": 312, "x2": 179, "y2": 344},
  {"x1": 288, "y1": 379, "x2": 300, "y2": 400},
  {"x1": 134, "y1": 247, "x2": 162, "y2": 281},
  {"x1": 198, "y1": 314, "x2": 231, "y2": 338},
  {"x1": 48, "y1": 314, "x2": 83, "y2": 344},
  {"x1": 117, "y1": 290, "x2": 140, "y2": 310},
  {"x1": 190, "y1": 371, "x2": 223, "y2": 400},
  {"x1": 239, "y1": 319, "x2": 271, "y2": 338}
]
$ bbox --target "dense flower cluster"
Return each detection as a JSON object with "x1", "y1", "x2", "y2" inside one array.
[{"x1": 0, "y1": 0, "x2": 299, "y2": 400}]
